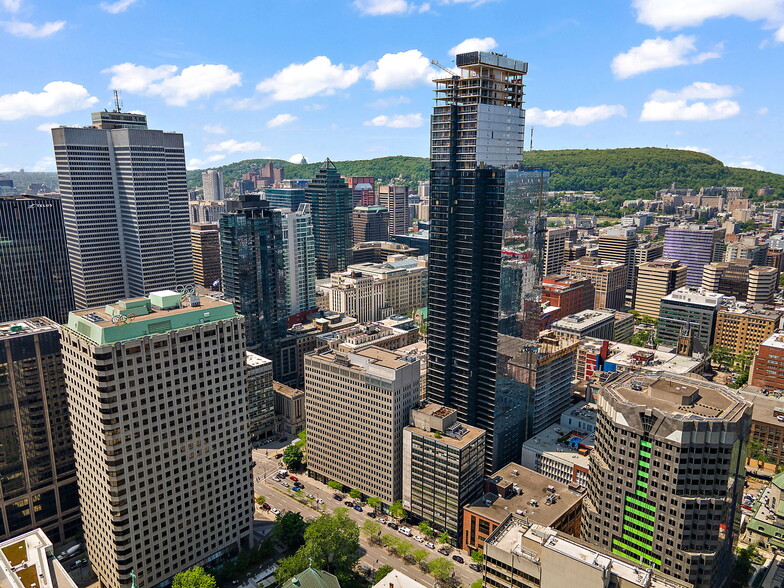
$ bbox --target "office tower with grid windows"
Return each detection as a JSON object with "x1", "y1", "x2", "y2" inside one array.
[
  {"x1": 0, "y1": 318, "x2": 80, "y2": 544},
  {"x1": 582, "y1": 371, "x2": 750, "y2": 587},
  {"x1": 51, "y1": 111, "x2": 192, "y2": 309},
  {"x1": 282, "y1": 204, "x2": 317, "y2": 318},
  {"x1": 60, "y1": 291, "x2": 252, "y2": 588},
  {"x1": 352, "y1": 205, "x2": 390, "y2": 244},
  {"x1": 0, "y1": 195, "x2": 74, "y2": 323},
  {"x1": 378, "y1": 184, "x2": 410, "y2": 236},
  {"x1": 201, "y1": 169, "x2": 225, "y2": 202},
  {"x1": 663, "y1": 225, "x2": 725, "y2": 287},
  {"x1": 427, "y1": 51, "x2": 553, "y2": 471},
  {"x1": 190, "y1": 223, "x2": 221, "y2": 290},
  {"x1": 633, "y1": 259, "x2": 688, "y2": 318}
]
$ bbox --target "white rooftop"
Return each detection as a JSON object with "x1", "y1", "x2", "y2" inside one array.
[
  {"x1": 761, "y1": 332, "x2": 784, "y2": 350},
  {"x1": 663, "y1": 286, "x2": 723, "y2": 307}
]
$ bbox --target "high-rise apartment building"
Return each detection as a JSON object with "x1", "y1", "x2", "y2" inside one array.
[
  {"x1": 282, "y1": 204, "x2": 316, "y2": 318},
  {"x1": 663, "y1": 225, "x2": 725, "y2": 286},
  {"x1": 306, "y1": 160, "x2": 353, "y2": 279},
  {"x1": 564, "y1": 257, "x2": 627, "y2": 310},
  {"x1": 305, "y1": 346, "x2": 420, "y2": 504},
  {"x1": 264, "y1": 184, "x2": 307, "y2": 211},
  {"x1": 701, "y1": 260, "x2": 777, "y2": 304},
  {"x1": 247, "y1": 352, "x2": 275, "y2": 440},
  {"x1": 378, "y1": 184, "x2": 410, "y2": 237},
  {"x1": 402, "y1": 404, "x2": 485, "y2": 541},
  {"x1": 344, "y1": 176, "x2": 375, "y2": 207},
  {"x1": 582, "y1": 371, "x2": 750, "y2": 587},
  {"x1": 713, "y1": 303, "x2": 782, "y2": 354},
  {"x1": 428, "y1": 50, "x2": 551, "y2": 470},
  {"x1": 543, "y1": 227, "x2": 568, "y2": 275},
  {"x1": 220, "y1": 194, "x2": 288, "y2": 362},
  {"x1": 633, "y1": 259, "x2": 688, "y2": 318},
  {"x1": 52, "y1": 110, "x2": 192, "y2": 309},
  {"x1": 598, "y1": 226, "x2": 637, "y2": 295},
  {"x1": 60, "y1": 291, "x2": 252, "y2": 588},
  {"x1": 201, "y1": 169, "x2": 225, "y2": 201},
  {"x1": 352, "y1": 205, "x2": 390, "y2": 244},
  {"x1": 190, "y1": 223, "x2": 221, "y2": 289},
  {"x1": 0, "y1": 195, "x2": 74, "y2": 323},
  {"x1": 657, "y1": 286, "x2": 723, "y2": 350},
  {"x1": 189, "y1": 200, "x2": 227, "y2": 224},
  {"x1": 0, "y1": 318, "x2": 80, "y2": 543}
]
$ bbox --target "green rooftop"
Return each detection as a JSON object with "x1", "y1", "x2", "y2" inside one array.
[
  {"x1": 65, "y1": 290, "x2": 236, "y2": 345},
  {"x1": 281, "y1": 568, "x2": 340, "y2": 588}
]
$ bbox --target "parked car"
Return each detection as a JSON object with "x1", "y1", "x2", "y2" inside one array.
[
  {"x1": 438, "y1": 548, "x2": 450, "y2": 556},
  {"x1": 316, "y1": 498, "x2": 324, "y2": 504},
  {"x1": 425, "y1": 542, "x2": 435, "y2": 549},
  {"x1": 294, "y1": 481, "x2": 304, "y2": 488},
  {"x1": 452, "y1": 555, "x2": 465, "y2": 564},
  {"x1": 271, "y1": 508, "x2": 281, "y2": 515},
  {"x1": 262, "y1": 503, "x2": 271, "y2": 510},
  {"x1": 366, "y1": 511, "x2": 376, "y2": 517},
  {"x1": 469, "y1": 564, "x2": 481, "y2": 572},
  {"x1": 333, "y1": 494, "x2": 343, "y2": 500},
  {"x1": 344, "y1": 501, "x2": 354, "y2": 507},
  {"x1": 398, "y1": 527, "x2": 412, "y2": 536},
  {"x1": 289, "y1": 476, "x2": 298, "y2": 482},
  {"x1": 414, "y1": 535, "x2": 424, "y2": 543},
  {"x1": 272, "y1": 476, "x2": 280, "y2": 482},
  {"x1": 306, "y1": 493, "x2": 315, "y2": 499},
  {"x1": 353, "y1": 505, "x2": 363, "y2": 512},
  {"x1": 274, "y1": 453, "x2": 283, "y2": 459},
  {"x1": 292, "y1": 486, "x2": 301, "y2": 492},
  {"x1": 387, "y1": 522, "x2": 399, "y2": 530}
]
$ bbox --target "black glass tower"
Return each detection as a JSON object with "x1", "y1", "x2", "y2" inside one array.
[
  {"x1": 0, "y1": 195, "x2": 74, "y2": 323},
  {"x1": 305, "y1": 159, "x2": 353, "y2": 279}
]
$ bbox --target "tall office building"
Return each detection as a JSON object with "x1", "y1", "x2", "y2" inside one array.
[
  {"x1": 247, "y1": 352, "x2": 276, "y2": 440},
  {"x1": 657, "y1": 286, "x2": 723, "y2": 350},
  {"x1": 543, "y1": 227, "x2": 568, "y2": 275},
  {"x1": 344, "y1": 176, "x2": 375, "y2": 207},
  {"x1": 378, "y1": 184, "x2": 410, "y2": 236},
  {"x1": 701, "y1": 260, "x2": 777, "y2": 304},
  {"x1": 582, "y1": 371, "x2": 750, "y2": 587},
  {"x1": 428, "y1": 50, "x2": 548, "y2": 471},
  {"x1": 201, "y1": 169, "x2": 225, "y2": 201},
  {"x1": 305, "y1": 346, "x2": 420, "y2": 504},
  {"x1": 633, "y1": 259, "x2": 688, "y2": 318},
  {"x1": 52, "y1": 110, "x2": 192, "y2": 309},
  {"x1": 663, "y1": 225, "x2": 725, "y2": 286},
  {"x1": 60, "y1": 291, "x2": 252, "y2": 588},
  {"x1": 220, "y1": 194, "x2": 288, "y2": 361},
  {"x1": 598, "y1": 226, "x2": 638, "y2": 296},
  {"x1": 541, "y1": 274, "x2": 595, "y2": 322},
  {"x1": 190, "y1": 223, "x2": 221, "y2": 289},
  {"x1": 306, "y1": 160, "x2": 353, "y2": 279},
  {"x1": 352, "y1": 205, "x2": 390, "y2": 244},
  {"x1": 0, "y1": 318, "x2": 80, "y2": 543},
  {"x1": 564, "y1": 257, "x2": 627, "y2": 310},
  {"x1": 264, "y1": 184, "x2": 307, "y2": 210},
  {"x1": 282, "y1": 204, "x2": 316, "y2": 318},
  {"x1": 0, "y1": 195, "x2": 74, "y2": 323}
]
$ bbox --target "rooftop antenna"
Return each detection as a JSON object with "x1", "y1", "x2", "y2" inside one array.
[
  {"x1": 529, "y1": 127, "x2": 534, "y2": 152},
  {"x1": 113, "y1": 89, "x2": 123, "y2": 112}
]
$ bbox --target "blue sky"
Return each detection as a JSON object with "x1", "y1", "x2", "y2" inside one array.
[{"x1": 0, "y1": 0, "x2": 782, "y2": 174}]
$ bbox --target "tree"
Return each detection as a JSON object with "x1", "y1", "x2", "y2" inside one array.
[
  {"x1": 732, "y1": 545, "x2": 757, "y2": 587},
  {"x1": 274, "y1": 553, "x2": 309, "y2": 585},
  {"x1": 367, "y1": 496, "x2": 382, "y2": 513},
  {"x1": 470, "y1": 550, "x2": 484, "y2": 564},
  {"x1": 272, "y1": 511, "x2": 307, "y2": 547},
  {"x1": 361, "y1": 520, "x2": 381, "y2": 540},
  {"x1": 255, "y1": 495, "x2": 266, "y2": 505},
  {"x1": 297, "y1": 429, "x2": 307, "y2": 448},
  {"x1": 172, "y1": 567, "x2": 216, "y2": 588},
  {"x1": 412, "y1": 549, "x2": 429, "y2": 566},
  {"x1": 349, "y1": 488, "x2": 362, "y2": 501},
  {"x1": 390, "y1": 500, "x2": 407, "y2": 520},
  {"x1": 428, "y1": 557, "x2": 454, "y2": 581},
  {"x1": 711, "y1": 346, "x2": 733, "y2": 370},
  {"x1": 300, "y1": 508, "x2": 360, "y2": 578},
  {"x1": 471, "y1": 580, "x2": 483, "y2": 588},
  {"x1": 396, "y1": 541, "x2": 412, "y2": 558},
  {"x1": 418, "y1": 521, "x2": 433, "y2": 537},
  {"x1": 327, "y1": 480, "x2": 343, "y2": 493},
  {"x1": 437, "y1": 531, "x2": 451, "y2": 545},
  {"x1": 282, "y1": 444, "x2": 304, "y2": 470},
  {"x1": 374, "y1": 566, "x2": 394, "y2": 584}
]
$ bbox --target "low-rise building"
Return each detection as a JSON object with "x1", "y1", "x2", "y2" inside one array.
[
  {"x1": 462, "y1": 463, "x2": 584, "y2": 553},
  {"x1": 713, "y1": 302, "x2": 782, "y2": 354},
  {"x1": 598, "y1": 307, "x2": 634, "y2": 343},
  {"x1": 552, "y1": 310, "x2": 614, "y2": 341},
  {"x1": 247, "y1": 352, "x2": 276, "y2": 440},
  {"x1": 740, "y1": 388, "x2": 784, "y2": 464},
  {"x1": 657, "y1": 286, "x2": 724, "y2": 350},
  {"x1": 273, "y1": 382, "x2": 305, "y2": 436},
  {"x1": 750, "y1": 333, "x2": 784, "y2": 391},
  {"x1": 563, "y1": 257, "x2": 627, "y2": 310},
  {"x1": 745, "y1": 472, "x2": 784, "y2": 550},
  {"x1": 0, "y1": 529, "x2": 78, "y2": 588},
  {"x1": 576, "y1": 339, "x2": 705, "y2": 382},
  {"x1": 316, "y1": 315, "x2": 420, "y2": 353},
  {"x1": 541, "y1": 275, "x2": 595, "y2": 322},
  {"x1": 351, "y1": 241, "x2": 419, "y2": 264}
]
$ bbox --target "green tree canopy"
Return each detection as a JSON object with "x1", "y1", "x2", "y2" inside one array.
[
  {"x1": 389, "y1": 500, "x2": 407, "y2": 520},
  {"x1": 300, "y1": 508, "x2": 360, "y2": 578},
  {"x1": 172, "y1": 567, "x2": 216, "y2": 588},
  {"x1": 418, "y1": 521, "x2": 433, "y2": 537},
  {"x1": 471, "y1": 580, "x2": 484, "y2": 588},
  {"x1": 349, "y1": 489, "x2": 362, "y2": 500},
  {"x1": 282, "y1": 444, "x2": 304, "y2": 469},
  {"x1": 374, "y1": 565, "x2": 394, "y2": 584},
  {"x1": 361, "y1": 520, "x2": 381, "y2": 539},
  {"x1": 272, "y1": 511, "x2": 307, "y2": 547},
  {"x1": 366, "y1": 496, "x2": 382, "y2": 512},
  {"x1": 471, "y1": 550, "x2": 484, "y2": 564},
  {"x1": 327, "y1": 480, "x2": 343, "y2": 492},
  {"x1": 274, "y1": 553, "x2": 309, "y2": 585},
  {"x1": 428, "y1": 557, "x2": 454, "y2": 581},
  {"x1": 437, "y1": 531, "x2": 451, "y2": 545},
  {"x1": 412, "y1": 549, "x2": 429, "y2": 565}
]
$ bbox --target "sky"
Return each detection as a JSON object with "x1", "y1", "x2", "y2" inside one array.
[{"x1": 0, "y1": 0, "x2": 783, "y2": 174}]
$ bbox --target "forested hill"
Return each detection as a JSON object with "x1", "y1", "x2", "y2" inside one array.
[{"x1": 188, "y1": 148, "x2": 784, "y2": 205}]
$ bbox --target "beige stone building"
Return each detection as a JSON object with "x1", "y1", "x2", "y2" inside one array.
[
  {"x1": 304, "y1": 346, "x2": 420, "y2": 504},
  {"x1": 564, "y1": 257, "x2": 627, "y2": 310},
  {"x1": 713, "y1": 303, "x2": 782, "y2": 354},
  {"x1": 273, "y1": 382, "x2": 305, "y2": 436},
  {"x1": 325, "y1": 270, "x2": 387, "y2": 323},
  {"x1": 633, "y1": 259, "x2": 688, "y2": 318},
  {"x1": 347, "y1": 257, "x2": 427, "y2": 316},
  {"x1": 60, "y1": 291, "x2": 252, "y2": 588}
]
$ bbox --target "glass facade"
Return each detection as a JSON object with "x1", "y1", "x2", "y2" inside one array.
[{"x1": 305, "y1": 161, "x2": 353, "y2": 279}]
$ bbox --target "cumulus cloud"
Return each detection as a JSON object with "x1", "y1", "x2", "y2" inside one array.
[
  {"x1": 257, "y1": 56, "x2": 360, "y2": 101},
  {"x1": 677, "y1": 145, "x2": 711, "y2": 154},
  {"x1": 640, "y1": 82, "x2": 741, "y2": 121},
  {"x1": 0, "y1": 82, "x2": 98, "y2": 120},
  {"x1": 188, "y1": 154, "x2": 225, "y2": 169},
  {"x1": 728, "y1": 160, "x2": 766, "y2": 171},
  {"x1": 288, "y1": 153, "x2": 306, "y2": 164},
  {"x1": 30, "y1": 156, "x2": 55, "y2": 172},
  {"x1": 363, "y1": 113, "x2": 423, "y2": 128},
  {"x1": 367, "y1": 96, "x2": 411, "y2": 108},
  {"x1": 203, "y1": 124, "x2": 226, "y2": 134},
  {"x1": 612, "y1": 35, "x2": 721, "y2": 79},
  {"x1": 633, "y1": 0, "x2": 784, "y2": 35},
  {"x1": 1, "y1": 0, "x2": 22, "y2": 13},
  {"x1": 36, "y1": 122, "x2": 60, "y2": 132},
  {"x1": 103, "y1": 63, "x2": 241, "y2": 106},
  {"x1": 368, "y1": 50, "x2": 437, "y2": 91},
  {"x1": 526, "y1": 105, "x2": 626, "y2": 127},
  {"x1": 353, "y1": 0, "x2": 411, "y2": 14},
  {"x1": 267, "y1": 113, "x2": 298, "y2": 128},
  {"x1": 205, "y1": 139, "x2": 265, "y2": 154},
  {"x1": 449, "y1": 36, "x2": 497, "y2": 56},
  {"x1": 100, "y1": 0, "x2": 139, "y2": 14},
  {"x1": 758, "y1": 107, "x2": 770, "y2": 115},
  {"x1": 1, "y1": 20, "x2": 65, "y2": 38}
]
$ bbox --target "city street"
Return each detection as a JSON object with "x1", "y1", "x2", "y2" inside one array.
[{"x1": 251, "y1": 444, "x2": 481, "y2": 587}]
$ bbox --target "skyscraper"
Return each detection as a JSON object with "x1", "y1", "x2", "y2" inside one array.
[
  {"x1": 598, "y1": 226, "x2": 637, "y2": 299},
  {"x1": 305, "y1": 160, "x2": 354, "y2": 279},
  {"x1": 60, "y1": 291, "x2": 252, "y2": 588},
  {"x1": 190, "y1": 223, "x2": 221, "y2": 289},
  {"x1": 352, "y1": 205, "x2": 390, "y2": 244},
  {"x1": 282, "y1": 203, "x2": 316, "y2": 318},
  {"x1": 663, "y1": 225, "x2": 725, "y2": 287},
  {"x1": 543, "y1": 227, "x2": 568, "y2": 275},
  {"x1": 633, "y1": 259, "x2": 688, "y2": 318},
  {"x1": 378, "y1": 184, "x2": 410, "y2": 236},
  {"x1": 52, "y1": 110, "x2": 192, "y2": 309},
  {"x1": 427, "y1": 51, "x2": 548, "y2": 470},
  {"x1": 0, "y1": 317, "x2": 80, "y2": 543},
  {"x1": 0, "y1": 195, "x2": 74, "y2": 323},
  {"x1": 219, "y1": 194, "x2": 288, "y2": 361},
  {"x1": 201, "y1": 169, "x2": 225, "y2": 201}
]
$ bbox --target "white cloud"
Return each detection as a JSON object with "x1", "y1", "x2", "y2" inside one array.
[
  {"x1": 633, "y1": 0, "x2": 784, "y2": 32},
  {"x1": 1, "y1": 20, "x2": 65, "y2": 38},
  {"x1": 188, "y1": 154, "x2": 225, "y2": 169},
  {"x1": 36, "y1": 122, "x2": 59, "y2": 132},
  {"x1": 448, "y1": 36, "x2": 497, "y2": 56},
  {"x1": 758, "y1": 107, "x2": 770, "y2": 115},
  {"x1": 257, "y1": 56, "x2": 361, "y2": 101},
  {"x1": 103, "y1": 63, "x2": 241, "y2": 106},
  {"x1": 640, "y1": 81, "x2": 741, "y2": 121},
  {"x1": 267, "y1": 113, "x2": 298, "y2": 128},
  {"x1": 368, "y1": 50, "x2": 437, "y2": 91},
  {"x1": 526, "y1": 105, "x2": 626, "y2": 127},
  {"x1": 1, "y1": 0, "x2": 22, "y2": 13},
  {"x1": 612, "y1": 35, "x2": 721, "y2": 79},
  {"x1": 202, "y1": 124, "x2": 226, "y2": 134},
  {"x1": 205, "y1": 139, "x2": 265, "y2": 154},
  {"x1": 777, "y1": 24, "x2": 784, "y2": 41},
  {"x1": 30, "y1": 156, "x2": 55, "y2": 172},
  {"x1": 0, "y1": 82, "x2": 98, "y2": 120},
  {"x1": 303, "y1": 103, "x2": 325, "y2": 111},
  {"x1": 728, "y1": 160, "x2": 766, "y2": 171},
  {"x1": 100, "y1": 0, "x2": 138, "y2": 14},
  {"x1": 367, "y1": 96, "x2": 411, "y2": 108},
  {"x1": 353, "y1": 0, "x2": 411, "y2": 15},
  {"x1": 363, "y1": 113, "x2": 423, "y2": 128},
  {"x1": 288, "y1": 153, "x2": 306, "y2": 164},
  {"x1": 678, "y1": 145, "x2": 711, "y2": 153}
]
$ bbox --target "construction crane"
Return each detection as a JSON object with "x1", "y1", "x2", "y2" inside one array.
[
  {"x1": 430, "y1": 59, "x2": 458, "y2": 79},
  {"x1": 113, "y1": 89, "x2": 123, "y2": 112}
]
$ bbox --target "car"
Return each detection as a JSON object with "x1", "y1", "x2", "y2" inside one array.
[
  {"x1": 274, "y1": 453, "x2": 283, "y2": 459},
  {"x1": 414, "y1": 535, "x2": 424, "y2": 543},
  {"x1": 289, "y1": 476, "x2": 298, "y2": 482},
  {"x1": 353, "y1": 505, "x2": 363, "y2": 512},
  {"x1": 262, "y1": 503, "x2": 271, "y2": 510},
  {"x1": 366, "y1": 511, "x2": 376, "y2": 517},
  {"x1": 292, "y1": 486, "x2": 301, "y2": 492},
  {"x1": 398, "y1": 527, "x2": 411, "y2": 537},
  {"x1": 469, "y1": 564, "x2": 481, "y2": 572},
  {"x1": 271, "y1": 508, "x2": 281, "y2": 515},
  {"x1": 294, "y1": 482, "x2": 304, "y2": 488},
  {"x1": 306, "y1": 493, "x2": 315, "y2": 498},
  {"x1": 344, "y1": 501, "x2": 354, "y2": 507},
  {"x1": 333, "y1": 494, "x2": 343, "y2": 500},
  {"x1": 316, "y1": 498, "x2": 324, "y2": 504},
  {"x1": 377, "y1": 517, "x2": 387, "y2": 524},
  {"x1": 438, "y1": 548, "x2": 450, "y2": 556},
  {"x1": 281, "y1": 482, "x2": 290, "y2": 488},
  {"x1": 452, "y1": 555, "x2": 465, "y2": 564},
  {"x1": 272, "y1": 476, "x2": 280, "y2": 482},
  {"x1": 387, "y1": 522, "x2": 399, "y2": 530},
  {"x1": 425, "y1": 542, "x2": 435, "y2": 549}
]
